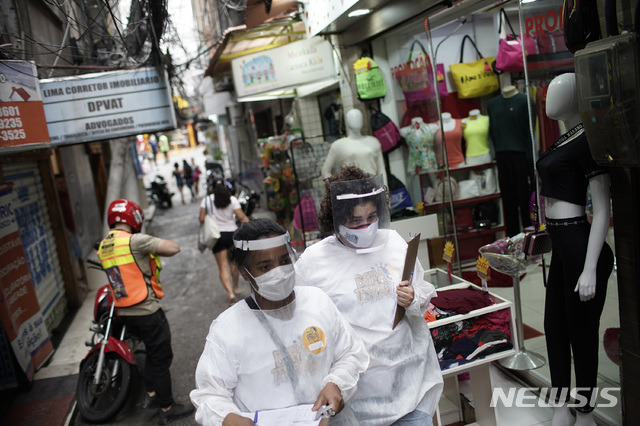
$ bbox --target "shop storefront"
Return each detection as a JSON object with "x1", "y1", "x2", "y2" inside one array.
[{"x1": 300, "y1": 0, "x2": 630, "y2": 423}]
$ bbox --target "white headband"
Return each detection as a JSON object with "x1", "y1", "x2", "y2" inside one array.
[
  {"x1": 336, "y1": 187, "x2": 384, "y2": 200},
  {"x1": 233, "y1": 233, "x2": 290, "y2": 251}
]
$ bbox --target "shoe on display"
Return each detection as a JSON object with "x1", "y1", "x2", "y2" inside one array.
[{"x1": 158, "y1": 402, "x2": 195, "y2": 425}]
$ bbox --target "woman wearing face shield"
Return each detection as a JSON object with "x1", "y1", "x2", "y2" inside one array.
[
  {"x1": 296, "y1": 165, "x2": 443, "y2": 426},
  {"x1": 190, "y1": 218, "x2": 369, "y2": 426}
]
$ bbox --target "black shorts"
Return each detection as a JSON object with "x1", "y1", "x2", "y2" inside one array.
[{"x1": 212, "y1": 231, "x2": 235, "y2": 254}]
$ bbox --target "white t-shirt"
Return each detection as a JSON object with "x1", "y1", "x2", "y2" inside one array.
[
  {"x1": 296, "y1": 230, "x2": 443, "y2": 425},
  {"x1": 190, "y1": 286, "x2": 369, "y2": 425},
  {"x1": 200, "y1": 195, "x2": 241, "y2": 232}
]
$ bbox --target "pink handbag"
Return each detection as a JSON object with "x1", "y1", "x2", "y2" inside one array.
[
  {"x1": 436, "y1": 63, "x2": 448, "y2": 98},
  {"x1": 495, "y1": 9, "x2": 527, "y2": 73},
  {"x1": 293, "y1": 191, "x2": 318, "y2": 231}
]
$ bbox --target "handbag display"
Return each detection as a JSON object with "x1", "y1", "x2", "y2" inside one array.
[
  {"x1": 394, "y1": 39, "x2": 436, "y2": 105},
  {"x1": 469, "y1": 167, "x2": 497, "y2": 195},
  {"x1": 354, "y1": 56, "x2": 386, "y2": 100},
  {"x1": 434, "y1": 176, "x2": 459, "y2": 202},
  {"x1": 449, "y1": 35, "x2": 500, "y2": 99},
  {"x1": 495, "y1": 9, "x2": 533, "y2": 73},
  {"x1": 293, "y1": 191, "x2": 318, "y2": 231},
  {"x1": 523, "y1": 229, "x2": 552, "y2": 256},
  {"x1": 436, "y1": 63, "x2": 449, "y2": 98},
  {"x1": 371, "y1": 108, "x2": 402, "y2": 153}
]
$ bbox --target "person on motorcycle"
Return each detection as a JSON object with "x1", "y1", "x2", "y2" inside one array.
[
  {"x1": 190, "y1": 218, "x2": 370, "y2": 425},
  {"x1": 97, "y1": 199, "x2": 195, "y2": 425}
]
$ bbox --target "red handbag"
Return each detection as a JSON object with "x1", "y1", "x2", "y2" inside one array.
[
  {"x1": 495, "y1": 9, "x2": 537, "y2": 72},
  {"x1": 293, "y1": 191, "x2": 318, "y2": 231}
]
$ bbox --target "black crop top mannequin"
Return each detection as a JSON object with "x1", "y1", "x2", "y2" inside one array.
[{"x1": 536, "y1": 124, "x2": 607, "y2": 205}]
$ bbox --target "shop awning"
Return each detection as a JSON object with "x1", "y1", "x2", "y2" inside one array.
[{"x1": 204, "y1": 16, "x2": 306, "y2": 79}]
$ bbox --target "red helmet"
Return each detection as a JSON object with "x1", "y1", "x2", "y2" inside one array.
[{"x1": 107, "y1": 199, "x2": 144, "y2": 232}]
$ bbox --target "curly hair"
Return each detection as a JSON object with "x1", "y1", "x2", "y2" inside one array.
[
  {"x1": 317, "y1": 165, "x2": 389, "y2": 235},
  {"x1": 228, "y1": 218, "x2": 286, "y2": 267}
]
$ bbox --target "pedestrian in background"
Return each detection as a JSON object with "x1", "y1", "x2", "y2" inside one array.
[
  {"x1": 173, "y1": 162, "x2": 185, "y2": 204},
  {"x1": 183, "y1": 159, "x2": 195, "y2": 201},
  {"x1": 191, "y1": 158, "x2": 202, "y2": 198},
  {"x1": 199, "y1": 183, "x2": 249, "y2": 305},
  {"x1": 149, "y1": 134, "x2": 159, "y2": 166},
  {"x1": 97, "y1": 199, "x2": 194, "y2": 425},
  {"x1": 159, "y1": 134, "x2": 170, "y2": 163}
]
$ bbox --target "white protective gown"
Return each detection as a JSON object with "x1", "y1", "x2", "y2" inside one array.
[
  {"x1": 190, "y1": 286, "x2": 370, "y2": 426},
  {"x1": 295, "y1": 231, "x2": 443, "y2": 425}
]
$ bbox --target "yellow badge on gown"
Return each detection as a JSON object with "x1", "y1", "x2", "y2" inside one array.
[{"x1": 302, "y1": 326, "x2": 326, "y2": 354}]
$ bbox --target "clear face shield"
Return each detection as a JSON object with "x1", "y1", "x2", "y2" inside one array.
[
  {"x1": 233, "y1": 233, "x2": 299, "y2": 303},
  {"x1": 331, "y1": 175, "x2": 391, "y2": 253}
]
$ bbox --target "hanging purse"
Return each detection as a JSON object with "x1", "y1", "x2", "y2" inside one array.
[
  {"x1": 394, "y1": 39, "x2": 436, "y2": 105},
  {"x1": 495, "y1": 9, "x2": 526, "y2": 73},
  {"x1": 436, "y1": 63, "x2": 449, "y2": 98},
  {"x1": 449, "y1": 35, "x2": 500, "y2": 99},
  {"x1": 524, "y1": 229, "x2": 552, "y2": 256},
  {"x1": 293, "y1": 191, "x2": 318, "y2": 231}
]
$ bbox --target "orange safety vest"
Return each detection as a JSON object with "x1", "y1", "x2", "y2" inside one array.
[{"x1": 97, "y1": 229, "x2": 164, "y2": 307}]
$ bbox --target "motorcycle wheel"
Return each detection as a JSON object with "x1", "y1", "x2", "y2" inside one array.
[{"x1": 76, "y1": 351, "x2": 132, "y2": 423}]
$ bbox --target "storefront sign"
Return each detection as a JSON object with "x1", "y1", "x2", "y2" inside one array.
[
  {"x1": 0, "y1": 61, "x2": 51, "y2": 152},
  {"x1": 40, "y1": 67, "x2": 176, "y2": 145},
  {"x1": 231, "y1": 37, "x2": 336, "y2": 98},
  {"x1": 0, "y1": 184, "x2": 53, "y2": 381}
]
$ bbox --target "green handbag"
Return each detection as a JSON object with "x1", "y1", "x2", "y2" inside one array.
[{"x1": 353, "y1": 56, "x2": 386, "y2": 100}]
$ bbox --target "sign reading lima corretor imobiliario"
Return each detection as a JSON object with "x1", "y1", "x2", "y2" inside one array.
[{"x1": 40, "y1": 67, "x2": 176, "y2": 145}]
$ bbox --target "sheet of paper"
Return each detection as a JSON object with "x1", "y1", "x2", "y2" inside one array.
[
  {"x1": 393, "y1": 233, "x2": 421, "y2": 329},
  {"x1": 239, "y1": 404, "x2": 322, "y2": 426}
]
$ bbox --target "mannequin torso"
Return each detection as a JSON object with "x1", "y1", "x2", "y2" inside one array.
[
  {"x1": 433, "y1": 113, "x2": 465, "y2": 168},
  {"x1": 322, "y1": 109, "x2": 387, "y2": 184},
  {"x1": 400, "y1": 117, "x2": 438, "y2": 173},
  {"x1": 462, "y1": 109, "x2": 491, "y2": 162}
]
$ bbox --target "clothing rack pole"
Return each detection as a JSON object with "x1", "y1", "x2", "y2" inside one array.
[
  {"x1": 427, "y1": 17, "x2": 463, "y2": 276},
  {"x1": 289, "y1": 136, "x2": 307, "y2": 249}
]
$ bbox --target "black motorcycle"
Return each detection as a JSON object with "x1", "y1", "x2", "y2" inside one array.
[
  {"x1": 205, "y1": 161, "x2": 235, "y2": 196},
  {"x1": 236, "y1": 181, "x2": 260, "y2": 218},
  {"x1": 146, "y1": 175, "x2": 173, "y2": 209}
]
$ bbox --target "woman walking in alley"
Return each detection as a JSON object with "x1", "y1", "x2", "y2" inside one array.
[
  {"x1": 173, "y1": 162, "x2": 186, "y2": 204},
  {"x1": 191, "y1": 158, "x2": 202, "y2": 198},
  {"x1": 199, "y1": 183, "x2": 249, "y2": 305},
  {"x1": 183, "y1": 159, "x2": 196, "y2": 201}
]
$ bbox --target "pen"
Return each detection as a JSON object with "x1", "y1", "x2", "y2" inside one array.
[
  {"x1": 408, "y1": 271, "x2": 414, "y2": 285},
  {"x1": 253, "y1": 410, "x2": 258, "y2": 425}
]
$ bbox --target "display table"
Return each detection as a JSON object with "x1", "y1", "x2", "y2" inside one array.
[{"x1": 425, "y1": 269, "x2": 517, "y2": 426}]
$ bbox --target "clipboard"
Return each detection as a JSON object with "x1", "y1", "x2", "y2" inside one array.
[{"x1": 393, "y1": 233, "x2": 420, "y2": 329}]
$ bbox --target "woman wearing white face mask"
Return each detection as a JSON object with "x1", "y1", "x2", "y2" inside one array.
[
  {"x1": 190, "y1": 219, "x2": 369, "y2": 426},
  {"x1": 296, "y1": 166, "x2": 443, "y2": 426}
]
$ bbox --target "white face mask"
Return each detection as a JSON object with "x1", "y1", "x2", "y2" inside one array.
[
  {"x1": 247, "y1": 263, "x2": 296, "y2": 302},
  {"x1": 338, "y1": 221, "x2": 379, "y2": 248}
]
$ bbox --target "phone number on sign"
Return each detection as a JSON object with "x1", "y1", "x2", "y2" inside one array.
[
  {"x1": 0, "y1": 117, "x2": 23, "y2": 129},
  {"x1": 0, "y1": 129, "x2": 26, "y2": 141}
]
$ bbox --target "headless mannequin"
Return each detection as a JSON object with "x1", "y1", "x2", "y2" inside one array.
[
  {"x1": 539, "y1": 73, "x2": 614, "y2": 426},
  {"x1": 400, "y1": 117, "x2": 438, "y2": 173},
  {"x1": 433, "y1": 112, "x2": 465, "y2": 169},
  {"x1": 462, "y1": 108, "x2": 492, "y2": 166},
  {"x1": 488, "y1": 84, "x2": 535, "y2": 236},
  {"x1": 322, "y1": 109, "x2": 387, "y2": 184}
]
